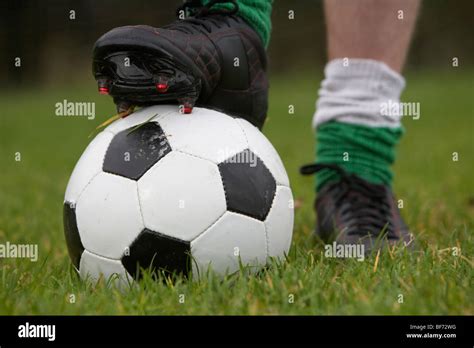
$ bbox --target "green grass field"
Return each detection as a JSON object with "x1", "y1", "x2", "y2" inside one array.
[{"x1": 0, "y1": 69, "x2": 472, "y2": 315}]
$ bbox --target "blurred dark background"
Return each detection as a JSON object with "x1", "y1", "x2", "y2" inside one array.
[{"x1": 0, "y1": 0, "x2": 473, "y2": 88}]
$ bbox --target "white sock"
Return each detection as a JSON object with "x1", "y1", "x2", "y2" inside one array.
[{"x1": 313, "y1": 58, "x2": 406, "y2": 129}]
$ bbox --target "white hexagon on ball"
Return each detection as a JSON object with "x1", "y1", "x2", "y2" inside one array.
[
  {"x1": 75, "y1": 172, "x2": 144, "y2": 259},
  {"x1": 137, "y1": 151, "x2": 227, "y2": 242}
]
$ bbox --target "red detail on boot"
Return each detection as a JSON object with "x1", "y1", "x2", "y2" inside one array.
[
  {"x1": 99, "y1": 87, "x2": 109, "y2": 95},
  {"x1": 156, "y1": 83, "x2": 168, "y2": 93}
]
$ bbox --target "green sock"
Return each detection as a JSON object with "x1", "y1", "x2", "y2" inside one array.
[
  {"x1": 315, "y1": 121, "x2": 403, "y2": 191},
  {"x1": 202, "y1": 0, "x2": 273, "y2": 47}
]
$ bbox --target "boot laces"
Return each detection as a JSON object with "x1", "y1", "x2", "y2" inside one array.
[
  {"x1": 178, "y1": 0, "x2": 238, "y2": 17},
  {"x1": 300, "y1": 163, "x2": 397, "y2": 239},
  {"x1": 173, "y1": 0, "x2": 239, "y2": 34}
]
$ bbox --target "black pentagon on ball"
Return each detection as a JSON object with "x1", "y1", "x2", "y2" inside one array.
[
  {"x1": 218, "y1": 149, "x2": 276, "y2": 221},
  {"x1": 63, "y1": 202, "x2": 84, "y2": 270},
  {"x1": 121, "y1": 228, "x2": 191, "y2": 279},
  {"x1": 103, "y1": 122, "x2": 171, "y2": 180}
]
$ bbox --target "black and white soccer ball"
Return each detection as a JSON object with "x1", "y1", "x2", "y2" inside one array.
[{"x1": 63, "y1": 105, "x2": 293, "y2": 283}]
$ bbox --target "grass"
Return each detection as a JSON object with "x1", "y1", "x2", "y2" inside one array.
[{"x1": 0, "y1": 69, "x2": 472, "y2": 315}]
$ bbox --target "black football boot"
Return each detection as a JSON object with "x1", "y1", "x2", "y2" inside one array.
[
  {"x1": 300, "y1": 163, "x2": 414, "y2": 254},
  {"x1": 92, "y1": 0, "x2": 269, "y2": 129}
]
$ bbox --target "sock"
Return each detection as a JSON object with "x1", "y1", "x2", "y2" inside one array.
[
  {"x1": 313, "y1": 59, "x2": 406, "y2": 191},
  {"x1": 202, "y1": 0, "x2": 273, "y2": 47}
]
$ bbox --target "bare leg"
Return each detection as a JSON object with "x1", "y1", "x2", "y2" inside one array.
[{"x1": 324, "y1": 0, "x2": 421, "y2": 72}]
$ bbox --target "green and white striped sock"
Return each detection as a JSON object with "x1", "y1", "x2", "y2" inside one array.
[{"x1": 313, "y1": 59, "x2": 406, "y2": 191}]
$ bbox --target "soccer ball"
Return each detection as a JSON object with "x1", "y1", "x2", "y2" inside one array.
[{"x1": 63, "y1": 105, "x2": 293, "y2": 284}]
